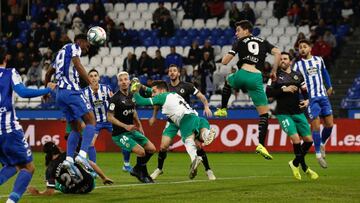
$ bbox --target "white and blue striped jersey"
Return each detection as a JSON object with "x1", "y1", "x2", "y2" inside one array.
[
  {"x1": 54, "y1": 43, "x2": 82, "y2": 91},
  {"x1": 0, "y1": 67, "x2": 23, "y2": 134},
  {"x1": 82, "y1": 84, "x2": 112, "y2": 122},
  {"x1": 293, "y1": 56, "x2": 328, "y2": 98}
]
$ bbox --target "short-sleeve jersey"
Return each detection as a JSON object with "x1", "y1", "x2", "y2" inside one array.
[
  {"x1": 0, "y1": 67, "x2": 23, "y2": 134},
  {"x1": 82, "y1": 84, "x2": 112, "y2": 123},
  {"x1": 168, "y1": 81, "x2": 199, "y2": 104},
  {"x1": 54, "y1": 43, "x2": 82, "y2": 91},
  {"x1": 229, "y1": 36, "x2": 275, "y2": 69},
  {"x1": 108, "y1": 90, "x2": 135, "y2": 136}
]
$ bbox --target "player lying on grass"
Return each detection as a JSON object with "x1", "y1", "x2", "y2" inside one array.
[
  {"x1": 148, "y1": 64, "x2": 216, "y2": 180},
  {"x1": 27, "y1": 142, "x2": 113, "y2": 195},
  {"x1": 131, "y1": 80, "x2": 216, "y2": 179},
  {"x1": 83, "y1": 69, "x2": 132, "y2": 172},
  {"x1": 294, "y1": 39, "x2": 334, "y2": 168},
  {"x1": 219, "y1": 20, "x2": 281, "y2": 160},
  {"x1": 266, "y1": 52, "x2": 318, "y2": 180},
  {"x1": 107, "y1": 71, "x2": 156, "y2": 183}
]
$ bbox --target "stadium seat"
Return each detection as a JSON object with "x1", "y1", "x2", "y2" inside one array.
[
  {"x1": 98, "y1": 47, "x2": 110, "y2": 57},
  {"x1": 144, "y1": 20, "x2": 153, "y2": 29},
  {"x1": 168, "y1": 37, "x2": 179, "y2": 46},
  {"x1": 183, "y1": 46, "x2": 191, "y2": 57},
  {"x1": 160, "y1": 46, "x2": 171, "y2": 57},
  {"x1": 279, "y1": 36, "x2": 291, "y2": 47},
  {"x1": 130, "y1": 12, "x2": 141, "y2": 21},
  {"x1": 16, "y1": 96, "x2": 29, "y2": 108},
  {"x1": 298, "y1": 26, "x2": 310, "y2": 35},
  {"x1": 261, "y1": 9, "x2": 272, "y2": 18},
  {"x1": 134, "y1": 20, "x2": 145, "y2": 30},
  {"x1": 96, "y1": 67, "x2": 106, "y2": 76},
  {"x1": 67, "y1": 4, "x2": 77, "y2": 15},
  {"x1": 103, "y1": 3, "x2": 113, "y2": 12},
  {"x1": 80, "y1": 3, "x2": 89, "y2": 12},
  {"x1": 268, "y1": 0, "x2": 275, "y2": 9},
  {"x1": 28, "y1": 97, "x2": 42, "y2": 108},
  {"x1": 118, "y1": 11, "x2": 129, "y2": 21},
  {"x1": 102, "y1": 56, "x2": 114, "y2": 67},
  {"x1": 206, "y1": 18, "x2": 218, "y2": 29},
  {"x1": 199, "y1": 28, "x2": 211, "y2": 39},
  {"x1": 142, "y1": 11, "x2": 152, "y2": 20},
  {"x1": 147, "y1": 46, "x2": 158, "y2": 58},
  {"x1": 114, "y1": 56, "x2": 124, "y2": 68},
  {"x1": 272, "y1": 27, "x2": 284, "y2": 37},
  {"x1": 218, "y1": 18, "x2": 229, "y2": 29},
  {"x1": 181, "y1": 19, "x2": 193, "y2": 29},
  {"x1": 80, "y1": 56, "x2": 89, "y2": 66},
  {"x1": 260, "y1": 27, "x2": 272, "y2": 37},
  {"x1": 139, "y1": 75, "x2": 148, "y2": 84},
  {"x1": 110, "y1": 47, "x2": 122, "y2": 57},
  {"x1": 148, "y1": 3, "x2": 158, "y2": 11},
  {"x1": 256, "y1": 1, "x2": 267, "y2": 11},
  {"x1": 267, "y1": 18, "x2": 279, "y2": 27},
  {"x1": 285, "y1": 26, "x2": 297, "y2": 36},
  {"x1": 175, "y1": 46, "x2": 184, "y2": 56},
  {"x1": 235, "y1": 2, "x2": 243, "y2": 9},
  {"x1": 106, "y1": 66, "x2": 118, "y2": 77},
  {"x1": 164, "y1": 2, "x2": 172, "y2": 10},
  {"x1": 279, "y1": 17, "x2": 289, "y2": 27},
  {"x1": 193, "y1": 19, "x2": 205, "y2": 29},
  {"x1": 143, "y1": 37, "x2": 154, "y2": 47},
  {"x1": 124, "y1": 20, "x2": 133, "y2": 29},
  {"x1": 180, "y1": 37, "x2": 191, "y2": 46},
  {"x1": 126, "y1": 3, "x2": 137, "y2": 12},
  {"x1": 90, "y1": 56, "x2": 101, "y2": 67},
  {"x1": 134, "y1": 46, "x2": 147, "y2": 58},
  {"x1": 137, "y1": 3, "x2": 148, "y2": 11},
  {"x1": 114, "y1": 3, "x2": 125, "y2": 12},
  {"x1": 267, "y1": 36, "x2": 278, "y2": 45},
  {"x1": 209, "y1": 94, "x2": 222, "y2": 107},
  {"x1": 107, "y1": 11, "x2": 117, "y2": 20}
]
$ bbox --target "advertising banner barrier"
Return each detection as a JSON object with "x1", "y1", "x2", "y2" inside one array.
[{"x1": 21, "y1": 119, "x2": 360, "y2": 152}]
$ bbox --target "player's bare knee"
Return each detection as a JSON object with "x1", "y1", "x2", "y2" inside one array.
[
  {"x1": 290, "y1": 134, "x2": 301, "y2": 144},
  {"x1": 145, "y1": 142, "x2": 156, "y2": 154},
  {"x1": 303, "y1": 136, "x2": 313, "y2": 143},
  {"x1": 21, "y1": 162, "x2": 35, "y2": 174}
]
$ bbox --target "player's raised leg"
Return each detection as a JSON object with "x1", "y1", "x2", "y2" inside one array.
[
  {"x1": 311, "y1": 117, "x2": 327, "y2": 168},
  {"x1": 214, "y1": 81, "x2": 232, "y2": 117}
]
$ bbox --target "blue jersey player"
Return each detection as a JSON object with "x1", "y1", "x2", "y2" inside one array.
[
  {"x1": 44, "y1": 34, "x2": 97, "y2": 176},
  {"x1": 82, "y1": 69, "x2": 132, "y2": 171},
  {"x1": 0, "y1": 47, "x2": 56, "y2": 203},
  {"x1": 293, "y1": 39, "x2": 334, "y2": 168}
]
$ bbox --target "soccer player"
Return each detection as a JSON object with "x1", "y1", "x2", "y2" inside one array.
[
  {"x1": 220, "y1": 20, "x2": 281, "y2": 160},
  {"x1": 294, "y1": 39, "x2": 334, "y2": 168},
  {"x1": 107, "y1": 71, "x2": 156, "y2": 183},
  {"x1": 131, "y1": 80, "x2": 216, "y2": 179},
  {"x1": 44, "y1": 33, "x2": 96, "y2": 175},
  {"x1": 149, "y1": 64, "x2": 216, "y2": 180},
  {"x1": 27, "y1": 141, "x2": 113, "y2": 195},
  {"x1": 82, "y1": 69, "x2": 132, "y2": 172},
  {"x1": 0, "y1": 47, "x2": 56, "y2": 203},
  {"x1": 266, "y1": 52, "x2": 318, "y2": 180}
]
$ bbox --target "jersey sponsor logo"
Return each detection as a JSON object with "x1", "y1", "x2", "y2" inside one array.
[
  {"x1": 123, "y1": 109, "x2": 135, "y2": 116},
  {"x1": 109, "y1": 103, "x2": 115, "y2": 111},
  {"x1": 306, "y1": 66, "x2": 318, "y2": 76},
  {"x1": 93, "y1": 100, "x2": 104, "y2": 107}
]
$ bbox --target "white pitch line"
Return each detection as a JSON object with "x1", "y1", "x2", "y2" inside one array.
[{"x1": 0, "y1": 176, "x2": 285, "y2": 198}]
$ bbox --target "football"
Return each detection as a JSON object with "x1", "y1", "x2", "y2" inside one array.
[{"x1": 87, "y1": 26, "x2": 106, "y2": 46}]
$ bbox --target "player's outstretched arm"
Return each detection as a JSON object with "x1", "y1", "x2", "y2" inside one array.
[
  {"x1": 89, "y1": 161, "x2": 114, "y2": 185},
  {"x1": 13, "y1": 83, "x2": 55, "y2": 98},
  {"x1": 72, "y1": 57, "x2": 91, "y2": 85},
  {"x1": 221, "y1": 53, "x2": 234, "y2": 65},
  {"x1": 270, "y1": 47, "x2": 281, "y2": 80},
  {"x1": 196, "y1": 92, "x2": 212, "y2": 117},
  {"x1": 27, "y1": 186, "x2": 55, "y2": 196},
  {"x1": 149, "y1": 105, "x2": 160, "y2": 126}
]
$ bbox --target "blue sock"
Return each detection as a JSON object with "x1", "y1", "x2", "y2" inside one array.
[
  {"x1": 67, "y1": 131, "x2": 80, "y2": 158},
  {"x1": 88, "y1": 146, "x2": 97, "y2": 163},
  {"x1": 122, "y1": 149, "x2": 131, "y2": 164},
  {"x1": 0, "y1": 166, "x2": 17, "y2": 185},
  {"x1": 321, "y1": 127, "x2": 333, "y2": 145},
  {"x1": 9, "y1": 169, "x2": 32, "y2": 203},
  {"x1": 80, "y1": 125, "x2": 95, "y2": 153},
  {"x1": 312, "y1": 131, "x2": 321, "y2": 155}
]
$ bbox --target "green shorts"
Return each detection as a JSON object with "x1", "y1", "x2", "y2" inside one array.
[
  {"x1": 178, "y1": 114, "x2": 210, "y2": 142},
  {"x1": 162, "y1": 121, "x2": 180, "y2": 139},
  {"x1": 276, "y1": 114, "x2": 311, "y2": 137},
  {"x1": 66, "y1": 122, "x2": 72, "y2": 134},
  {"x1": 227, "y1": 69, "x2": 268, "y2": 107},
  {"x1": 112, "y1": 131, "x2": 149, "y2": 152}
]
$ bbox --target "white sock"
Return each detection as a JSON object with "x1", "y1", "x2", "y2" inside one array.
[
  {"x1": 124, "y1": 162, "x2": 130, "y2": 166},
  {"x1": 79, "y1": 150, "x2": 87, "y2": 158},
  {"x1": 201, "y1": 129, "x2": 210, "y2": 139},
  {"x1": 6, "y1": 199, "x2": 15, "y2": 203},
  {"x1": 66, "y1": 156, "x2": 74, "y2": 163},
  {"x1": 184, "y1": 138, "x2": 197, "y2": 162},
  {"x1": 316, "y1": 153, "x2": 322, "y2": 158}
]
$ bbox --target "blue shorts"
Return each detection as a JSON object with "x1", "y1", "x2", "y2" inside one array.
[
  {"x1": 0, "y1": 130, "x2": 33, "y2": 166},
  {"x1": 56, "y1": 89, "x2": 92, "y2": 122},
  {"x1": 307, "y1": 97, "x2": 333, "y2": 120},
  {"x1": 95, "y1": 122, "x2": 112, "y2": 134}
]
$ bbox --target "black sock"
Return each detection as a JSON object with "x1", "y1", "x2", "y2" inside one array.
[
  {"x1": 292, "y1": 143, "x2": 302, "y2": 167},
  {"x1": 197, "y1": 149, "x2": 210, "y2": 171},
  {"x1": 221, "y1": 82, "x2": 232, "y2": 109},
  {"x1": 157, "y1": 150, "x2": 167, "y2": 170},
  {"x1": 258, "y1": 113, "x2": 269, "y2": 146},
  {"x1": 300, "y1": 141, "x2": 313, "y2": 172},
  {"x1": 143, "y1": 152, "x2": 153, "y2": 164},
  {"x1": 137, "y1": 152, "x2": 153, "y2": 167}
]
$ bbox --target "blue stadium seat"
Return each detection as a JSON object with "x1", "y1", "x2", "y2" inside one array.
[
  {"x1": 138, "y1": 29, "x2": 151, "y2": 39},
  {"x1": 143, "y1": 37, "x2": 154, "y2": 47},
  {"x1": 187, "y1": 29, "x2": 198, "y2": 38},
  {"x1": 100, "y1": 75, "x2": 110, "y2": 85},
  {"x1": 224, "y1": 28, "x2": 234, "y2": 38},
  {"x1": 180, "y1": 36, "x2": 191, "y2": 46},
  {"x1": 211, "y1": 28, "x2": 222, "y2": 38},
  {"x1": 168, "y1": 37, "x2": 179, "y2": 46},
  {"x1": 216, "y1": 36, "x2": 228, "y2": 46},
  {"x1": 175, "y1": 29, "x2": 187, "y2": 38},
  {"x1": 161, "y1": 75, "x2": 170, "y2": 83},
  {"x1": 150, "y1": 29, "x2": 159, "y2": 38},
  {"x1": 199, "y1": 28, "x2": 211, "y2": 39}
]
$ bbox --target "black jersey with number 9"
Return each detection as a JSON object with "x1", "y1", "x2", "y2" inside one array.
[{"x1": 229, "y1": 36, "x2": 275, "y2": 69}]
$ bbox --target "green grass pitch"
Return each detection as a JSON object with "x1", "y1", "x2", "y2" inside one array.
[{"x1": 1, "y1": 153, "x2": 359, "y2": 203}]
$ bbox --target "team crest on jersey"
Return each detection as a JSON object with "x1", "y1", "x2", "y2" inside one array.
[
  {"x1": 132, "y1": 98, "x2": 135, "y2": 103},
  {"x1": 180, "y1": 88, "x2": 185, "y2": 93},
  {"x1": 109, "y1": 103, "x2": 115, "y2": 111}
]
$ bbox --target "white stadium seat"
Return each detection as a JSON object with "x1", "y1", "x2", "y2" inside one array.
[
  {"x1": 235, "y1": 2, "x2": 243, "y2": 9},
  {"x1": 260, "y1": 27, "x2": 272, "y2": 37},
  {"x1": 298, "y1": 26, "x2": 310, "y2": 36},
  {"x1": 160, "y1": 46, "x2": 171, "y2": 57},
  {"x1": 181, "y1": 19, "x2": 193, "y2": 29},
  {"x1": 261, "y1": 9, "x2": 272, "y2": 18},
  {"x1": 134, "y1": 20, "x2": 145, "y2": 30},
  {"x1": 134, "y1": 46, "x2": 147, "y2": 58},
  {"x1": 142, "y1": 11, "x2": 152, "y2": 20},
  {"x1": 145, "y1": 21, "x2": 152, "y2": 29},
  {"x1": 206, "y1": 18, "x2": 217, "y2": 29},
  {"x1": 193, "y1": 19, "x2": 205, "y2": 29},
  {"x1": 218, "y1": 18, "x2": 229, "y2": 29},
  {"x1": 286, "y1": 26, "x2": 297, "y2": 36},
  {"x1": 267, "y1": 17, "x2": 279, "y2": 27},
  {"x1": 118, "y1": 11, "x2": 129, "y2": 21},
  {"x1": 148, "y1": 3, "x2": 158, "y2": 11},
  {"x1": 122, "y1": 47, "x2": 134, "y2": 55},
  {"x1": 130, "y1": 12, "x2": 141, "y2": 20},
  {"x1": 183, "y1": 46, "x2": 191, "y2": 57},
  {"x1": 164, "y1": 2, "x2": 172, "y2": 10},
  {"x1": 67, "y1": 4, "x2": 76, "y2": 15},
  {"x1": 98, "y1": 47, "x2": 109, "y2": 57},
  {"x1": 114, "y1": 56, "x2": 124, "y2": 68},
  {"x1": 267, "y1": 36, "x2": 278, "y2": 45},
  {"x1": 221, "y1": 45, "x2": 232, "y2": 56},
  {"x1": 110, "y1": 47, "x2": 122, "y2": 57},
  {"x1": 96, "y1": 67, "x2": 106, "y2": 76},
  {"x1": 137, "y1": 3, "x2": 148, "y2": 12},
  {"x1": 124, "y1": 20, "x2": 133, "y2": 29},
  {"x1": 90, "y1": 56, "x2": 101, "y2": 67},
  {"x1": 175, "y1": 46, "x2": 184, "y2": 56},
  {"x1": 103, "y1": 3, "x2": 113, "y2": 12},
  {"x1": 114, "y1": 3, "x2": 125, "y2": 12},
  {"x1": 80, "y1": 3, "x2": 89, "y2": 12},
  {"x1": 255, "y1": 1, "x2": 267, "y2": 11},
  {"x1": 28, "y1": 97, "x2": 42, "y2": 108},
  {"x1": 16, "y1": 97, "x2": 29, "y2": 108},
  {"x1": 102, "y1": 56, "x2": 114, "y2": 67},
  {"x1": 272, "y1": 27, "x2": 284, "y2": 37},
  {"x1": 107, "y1": 12, "x2": 118, "y2": 21},
  {"x1": 268, "y1": 1, "x2": 275, "y2": 9},
  {"x1": 279, "y1": 17, "x2": 289, "y2": 27},
  {"x1": 106, "y1": 66, "x2": 118, "y2": 77},
  {"x1": 80, "y1": 56, "x2": 89, "y2": 66},
  {"x1": 126, "y1": 3, "x2": 137, "y2": 12},
  {"x1": 279, "y1": 36, "x2": 291, "y2": 47},
  {"x1": 147, "y1": 46, "x2": 158, "y2": 58}
]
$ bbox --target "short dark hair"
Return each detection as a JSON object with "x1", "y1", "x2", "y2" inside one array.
[
  {"x1": 88, "y1": 68, "x2": 99, "y2": 75},
  {"x1": 151, "y1": 80, "x2": 169, "y2": 91},
  {"x1": 74, "y1": 33, "x2": 88, "y2": 41},
  {"x1": 168, "y1": 64, "x2": 180, "y2": 70},
  {"x1": 0, "y1": 46, "x2": 7, "y2": 63},
  {"x1": 43, "y1": 142, "x2": 60, "y2": 166},
  {"x1": 298, "y1": 39, "x2": 311, "y2": 47},
  {"x1": 235, "y1": 20, "x2": 253, "y2": 32},
  {"x1": 281, "y1": 52, "x2": 292, "y2": 60}
]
